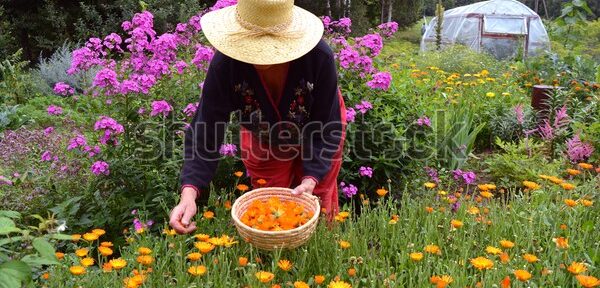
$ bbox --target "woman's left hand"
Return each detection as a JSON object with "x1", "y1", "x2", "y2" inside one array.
[{"x1": 292, "y1": 178, "x2": 317, "y2": 196}]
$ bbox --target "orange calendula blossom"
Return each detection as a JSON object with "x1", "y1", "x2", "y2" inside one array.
[
  {"x1": 69, "y1": 265, "x2": 86, "y2": 276},
  {"x1": 523, "y1": 253, "x2": 539, "y2": 263},
  {"x1": 376, "y1": 188, "x2": 388, "y2": 197},
  {"x1": 82, "y1": 233, "x2": 98, "y2": 241},
  {"x1": 499, "y1": 252, "x2": 510, "y2": 264},
  {"x1": 567, "y1": 262, "x2": 587, "y2": 275},
  {"x1": 238, "y1": 257, "x2": 248, "y2": 267},
  {"x1": 499, "y1": 240, "x2": 515, "y2": 249},
  {"x1": 194, "y1": 241, "x2": 215, "y2": 253},
  {"x1": 277, "y1": 259, "x2": 293, "y2": 271},
  {"x1": 327, "y1": 280, "x2": 352, "y2": 288},
  {"x1": 430, "y1": 275, "x2": 453, "y2": 288},
  {"x1": 237, "y1": 184, "x2": 249, "y2": 192},
  {"x1": 410, "y1": 252, "x2": 424, "y2": 261},
  {"x1": 576, "y1": 275, "x2": 600, "y2": 287},
  {"x1": 55, "y1": 252, "x2": 65, "y2": 260},
  {"x1": 564, "y1": 199, "x2": 578, "y2": 207},
  {"x1": 522, "y1": 180, "x2": 541, "y2": 190},
  {"x1": 136, "y1": 255, "x2": 154, "y2": 266},
  {"x1": 581, "y1": 199, "x2": 593, "y2": 207},
  {"x1": 577, "y1": 163, "x2": 593, "y2": 170},
  {"x1": 480, "y1": 191, "x2": 494, "y2": 199},
  {"x1": 75, "y1": 248, "x2": 88, "y2": 257},
  {"x1": 424, "y1": 244, "x2": 441, "y2": 255},
  {"x1": 109, "y1": 258, "x2": 127, "y2": 270},
  {"x1": 561, "y1": 183, "x2": 576, "y2": 190},
  {"x1": 240, "y1": 197, "x2": 314, "y2": 231},
  {"x1": 424, "y1": 182, "x2": 437, "y2": 189},
  {"x1": 203, "y1": 210, "x2": 215, "y2": 219},
  {"x1": 339, "y1": 240, "x2": 351, "y2": 249},
  {"x1": 256, "y1": 178, "x2": 267, "y2": 186},
  {"x1": 553, "y1": 237, "x2": 569, "y2": 249},
  {"x1": 314, "y1": 275, "x2": 326, "y2": 285},
  {"x1": 567, "y1": 168, "x2": 581, "y2": 175},
  {"x1": 255, "y1": 271, "x2": 275, "y2": 283},
  {"x1": 138, "y1": 247, "x2": 152, "y2": 255},
  {"x1": 98, "y1": 246, "x2": 113, "y2": 256},
  {"x1": 485, "y1": 246, "x2": 502, "y2": 255},
  {"x1": 233, "y1": 171, "x2": 244, "y2": 177},
  {"x1": 187, "y1": 252, "x2": 202, "y2": 261},
  {"x1": 451, "y1": 219, "x2": 463, "y2": 229},
  {"x1": 470, "y1": 256, "x2": 494, "y2": 270},
  {"x1": 187, "y1": 265, "x2": 207, "y2": 276},
  {"x1": 514, "y1": 270, "x2": 532, "y2": 281},
  {"x1": 194, "y1": 233, "x2": 210, "y2": 241},
  {"x1": 80, "y1": 257, "x2": 95, "y2": 267}
]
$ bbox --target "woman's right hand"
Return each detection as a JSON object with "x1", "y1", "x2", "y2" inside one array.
[{"x1": 169, "y1": 187, "x2": 198, "y2": 234}]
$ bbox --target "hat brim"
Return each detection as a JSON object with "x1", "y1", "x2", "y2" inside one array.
[{"x1": 200, "y1": 5, "x2": 324, "y2": 65}]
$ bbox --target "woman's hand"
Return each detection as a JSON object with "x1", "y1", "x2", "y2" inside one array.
[
  {"x1": 169, "y1": 188, "x2": 198, "y2": 234},
  {"x1": 292, "y1": 178, "x2": 317, "y2": 196}
]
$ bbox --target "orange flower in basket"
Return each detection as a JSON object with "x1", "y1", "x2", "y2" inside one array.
[{"x1": 240, "y1": 197, "x2": 314, "y2": 231}]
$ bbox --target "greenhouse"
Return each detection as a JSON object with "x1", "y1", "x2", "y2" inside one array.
[{"x1": 421, "y1": 0, "x2": 550, "y2": 59}]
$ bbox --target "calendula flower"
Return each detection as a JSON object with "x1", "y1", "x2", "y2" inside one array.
[
  {"x1": 75, "y1": 248, "x2": 89, "y2": 257},
  {"x1": 102, "y1": 262, "x2": 113, "y2": 272},
  {"x1": 470, "y1": 256, "x2": 494, "y2": 270},
  {"x1": 256, "y1": 179, "x2": 267, "y2": 186},
  {"x1": 424, "y1": 182, "x2": 437, "y2": 189},
  {"x1": 194, "y1": 233, "x2": 210, "y2": 241},
  {"x1": 109, "y1": 258, "x2": 127, "y2": 270},
  {"x1": 486, "y1": 246, "x2": 503, "y2": 255},
  {"x1": 410, "y1": 252, "x2": 424, "y2": 261},
  {"x1": 91, "y1": 228, "x2": 105, "y2": 236},
  {"x1": 523, "y1": 181, "x2": 541, "y2": 190},
  {"x1": 233, "y1": 171, "x2": 244, "y2": 177},
  {"x1": 69, "y1": 265, "x2": 86, "y2": 275},
  {"x1": 430, "y1": 275, "x2": 453, "y2": 288},
  {"x1": 238, "y1": 257, "x2": 248, "y2": 267},
  {"x1": 567, "y1": 262, "x2": 587, "y2": 275},
  {"x1": 467, "y1": 206, "x2": 480, "y2": 215},
  {"x1": 514, "y1": 270, "x2": 532, "y2": 281},
  {"x1": 577, "y1": 163, "x2": 593, "y2": 170},
  {"x1": 187, "y1": 252, "x2": 202, "y2": 261},
  {"x1": 138, "y1": 247, "x2": 152, "y2": 255},
  {"x1": 564, "y1": 199, "x2": 578, "y2": 207},
  {"x1": 376, "y1": 188, "x2": 388, "y2": 197},
  {"x1": 499, "y1": 252, "x2": 510, "y2": 264},
  {"x1": 224, "y1": 200, "x2": 232, "y2": 210},
  {"x1": 424, "y1": 244, "x2": 441, "y2": 255},
  {"x1": 194, "y1": 241, "x2": 215, "y2": 253},
  {"x1": 523, "y1": 253, "x2": 539, "y2": 263},
  {"x1": 313, "y1": 275, "x2": 325, "y2": 285},
  {"x1": 277, "y1": 259, "x2": 293, "y2": 271},
  {"x1": 480, "y1": 191, "x2": 494, "y2": 199},
  {"x1": 237, "y1": 184, "x2": 249, "y2": 192},
  {"x1": 327, "y1": 280, "x2": 352, "y2": 288},
  {"x1": 71, "y1": 234, "x2": 81, "y2": 241},
  {"x1": 486, "y1": 92, "x2": 496, "y2": 97},
  {"x1": 347, "y1": 267, "x2": 357, "y2": 277},
  {"x1": 100, "y1": 241, "x2": 113, "y2": 247},
  {"x1": 339, "y1": 240, "x2": 351, "y2": 249},
  {"x1": 83, "y1": 233, "x2": 99, "y2": 241},
  {"x1": 581, "y1": 199, "x2": 593, "y2": 207},
  {"x1": 294, "y1": 281, "x2": 310, "y2": 288},
  {"x1": 55, "y1": 252, "x2": 65, "y2": 260},
  {"x1": 42, "y1": 272, "x2": 50, "y2": 280},
  {"x1": 136, "y1": 255, "x2": 154, "y2": 266},
  {"x1": 80, "y1": 257, "x2": 95, "y2": 267},
  {"x1": 425, "y1": 206, "x2": 434, "y2": 213},
  {"x1": 553, "y1": 237, "x2": 569, "y2": 249},
  {"x1": 567, "y1": 168, "x2": 581, "y2": 176},
  {"x1": 203, "y1": 210, "x2": 215, "y2": 219},
  {"x1": 451, "y1": 219, "x2": 463, "y2": 229},
  {"x1": 256, "y1": 271, "x2": 275, "y2": 283},
  {"x1": 188, "y1": 265, "x2": 207, "y2": 276},
  {"x1": 575, "y1": 275, "x2": 600, "y2": 287},
  {"x1": 561, "y1": 183, "x2": 576, "y2": 190},
  {"x1": 500, "y1": 240, "x2": 515, "y2": 249},
  {"x1": 163, "y1": 228, "x2": 177, "y2": 236}
]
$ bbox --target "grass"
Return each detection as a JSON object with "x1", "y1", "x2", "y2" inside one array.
[{"x1": 39, "y1": 168, "x2": 599, "y2": 287}]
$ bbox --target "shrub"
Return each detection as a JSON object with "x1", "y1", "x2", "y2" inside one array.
[{"x1": 33, "y1": 42, "x2": 95, "y2": 95}]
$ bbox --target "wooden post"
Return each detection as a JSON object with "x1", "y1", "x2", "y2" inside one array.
[{"x1": 531, "y1": 85, "x2": 562, "y2": 120}]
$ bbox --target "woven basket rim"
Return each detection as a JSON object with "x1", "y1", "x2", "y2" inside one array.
[{"x1": 231, "y1": 187, "x2": 320, "y2": 236}]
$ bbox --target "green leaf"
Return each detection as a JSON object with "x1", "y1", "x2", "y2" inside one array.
[
  {"x1": 0, "y1": 211, "x2": 20, "y2": 219},
  {"x1": 20, "y1": 255, "x2": 59, "y2": 268},
  {"x1": 32, "y1": 237, "x2": 55, "y2": 259},
  {"x1": 0, "y1": 260, "x2": 31, "y2": 287},
  {"x1": 49, "y1": 233, "x2": 74, "y2": 240},
  {"x1": 0, "y1": 236, "x2": 23, "y2": 247},
  {"x1": 572, "y1": 0, "x2": 584, "y2": 7},
  {"x1": 0, "y1": 218, "x2": 20, "y2": 235}
]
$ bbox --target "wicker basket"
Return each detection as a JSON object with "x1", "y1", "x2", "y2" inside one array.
[{"x1": 231, "y1": 187, "x2": 320, "y2": 251}]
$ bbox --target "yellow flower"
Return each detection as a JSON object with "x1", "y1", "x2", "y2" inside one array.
[
  {"x1": 577, "y1": 163, "x2": 593, "y2": 170},
  {"x1": 255, "y1": 271, "x2": 275, "y2": 283},
  {"x1": 502, "y1": 92, "x2": 511, "y2": 96},
  {"x1": 522, "y1": 181, "x2": 540, "y2": 190},
  {"x1": 485, "y1": 246, "x2": 502, "y2": 255},
  {"x1": 564, "y1": 199, "x2": 578, "y2": 207},
  {"x1": 71, "y1": 234, "x2": 81, "y2": 241},
  {"x1": 136, "y1": 255, "x2": 154, "y2": 266},
  {"x1": 470, "y1": 256, "x2": 494, "y2": 270},
  {"x1": 203, "y1": 210, "x2": 215, "y2": 219},
  {"x1": 187, "y1": 252, "x2": 202, "y2": 261},
  {"x1": 75, "y1": 248, "x2": 88, "y2": 257},
  {"x1": 376, "y1": 188, "x2": 388, "y2": 197},
  {"x1": 581, "y1": 199, "x2": 593, "y2": 207},
  {"x1": 314, "y1": 275, "x2": 326, "y2": 285},
  {"x1": 451, "y1": 219, "x2": 463, "y2": 229},
  {"x1": 91, "y1": 228, "x2": 106, "y2": 236},
  {"x1": 339, "y1": 240, "x2": 351, "y2": 249},
  {"x1": 486, "y1": 92, "x2": 496, "y2": 97},
  {"x1": 430, "y1": 275, "x2": 453, "y2": 288},
  {"x1": 409, "y1": 252, "x2": 424, "y2": 261},
  {"x1": 327, "y1": 280, "x2": 352, "y2": 288},
  {"x1": 194, "y1": 233, "x2": 210, "y2": 241},
  {"x1": 69, "y1": 266, "x2": 86, "y2": 276},
  {"x1": 575, "y1": 275, "x2": 600, "y2": 288},
  {"x1": 138, "y1": 247, "x2": 152, "y2": 255},
  {"x1": 499, "y1": 240, "x2": 515, "y2": 249},
  {"x1": 187, "y1": 265, "x2": 207, "y2": 276},
  {"x1": 548, "y1": 176, "x2": 564, "y2": 184},
  {"x1": 567, "y1": 262, "x2": 587, "y2": 275},
  {"x1": 208, "y1": 235, "x2": 237, "y2": 247},
  {"x1": 277, "y1": 259, "x2": 293, "y2": 271},
  {"x1": 553, "y1": 237, "x2": 569, "y2": 249},
  {"x1": 523, "y1": 253, "x2": 539, "y2": 263},
  {"x1": 294, "y1": 281, "x2": 310, "y2": 288},
  {"x1": 424, "y1": 244, "x2": 441, "y2": 255},
  {"x1": 194, "y1": 241, "x2": 215, "y2": 253},
  {"x1": 424, "y1": 182, "x2": 437, "y2": 189},
  {"x1": 437, "y1": 190, "x2": 447, "y2": 196},
  {"x1": 480, "y1": 191, "x2": 494, "y2": 199},
  {"x1": 163, "y1": 228, "x2": 177, "y2": 236},
  {"x1": 561, "y1": 183, "x2": 576, "y2": 190},
  {"x1": 567, "y1": 168, "x2": 581, "y2": 176},
  {"x1": 82, "y1": 233, "x2": 98, "y2": 241},
  {"x1": 100, "y1": 241, "x2": 113, "y2": 247},
  {"x1": 80, "y1": 257, "x2": 95, "y2": 267},
  {"x1": 514, "y1": 269, "x2": 532, "y2": 282},
  {"x1": 467, "y1": 206, "x2": 480, "y2": 215},
  {"x1": 233, "y1": 171, "x2": 244, "y2": 177},
  {"x1": 109, "y1": 258, "x2": 127, "y2": 270}
]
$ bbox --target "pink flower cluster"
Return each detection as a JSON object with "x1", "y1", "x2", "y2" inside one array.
[
  {"x1": 340, "y1": 182, "x2": 358, "y2": 198},
  {"x1": 346, "y1": 100, "x2": 374, "y2": 123},
  {"x1": 192, "y1": 45, "x2": 215, "y2": 71},
  {"x1": 53, "y1": 82, "x2": 75, "y2": 96},
  {"x1": 417, "y1": 116, "x2": 431, "y2": 127},
  {"x1": 150, "y1": 100, "x2": 173, "y2": 117},
  {"x1": 376, "y1": 22, "x2": 399, "y2": 38},
  {"x1": 566, "y1": 134, "x2": 594, "y2": 163},
  {"x1": 183, "y1": 102, "x2": 199, "y2": 117},
  {"x1": 219, "y1": 143, "x2": 238, "y2": 157},
  {"x1": 94, "y1": 116, "x2": 124, "y2": 145},
  {"x1": 359, "y1": 166, "x2": 373, "y2": 178},
  {"x1": 210, "y1": 0, "x2": 237, "y2": 11},
  {"x1": 91, "y1": 161, "x2": 110, "y2": 176},
  {"x1": 47, "y1": 105, "x2": 63, "y2": 116},
  {"x1": 367, "y1": 72, "x2": 392, "y2": 90},
  {"x1": 322, "y1": 16, "x2": 352, "y2": 35}
]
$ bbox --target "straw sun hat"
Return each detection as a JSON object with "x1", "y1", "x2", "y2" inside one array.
[{"x1": 200, "y1": 0, "x2": 325, "y2": 65}]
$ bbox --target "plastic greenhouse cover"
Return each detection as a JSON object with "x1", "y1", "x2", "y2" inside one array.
[{"x1": 483, "y1": 16, "x2": 527, "y2": 35}]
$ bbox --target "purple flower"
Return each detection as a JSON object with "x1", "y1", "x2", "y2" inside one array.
[
  {"x1": 47, "y1": 105, "x2": 63, "y2": 116},
  {"x1": 103, "y1": 33, "x2": 123, "y2": 52},
  {"x1": 91, "y1": 161, "x2": 110, "y2": 176},
  {"x1": 416, "y1": 116, "x2": 431, "y2": 127},
  {"x1": 93, "y1": 68, "x2": 119, "y2": 89},
  {"x1": 192, "y1": 45, "x2": 214, "y2": 70},
  {"x1": 138, "y1": 107, "x2": 146, "y2": 115},
  {"x1": 119, "y1": 79, "x2": 141, "y2": 94},
  {"x1": 149, "y1": 33, "x2": 178, "y2": 62},
  {"x1": 553, "y1": 105, "x2": 569, "y2": 129},
  {"x1": 424, "y1": 166, "x2": 440, "y2": 183},
  {"x1": 367, "y1": 72, "x2": 392, "y2": 90},
  {"x1": 44, "y1": 127, "x2": 54, "y2": 135},
  {"x1": 514, "y1": 104, "x2": 524, "y2": 125},
  {"x1": 174, "y1": 61, "x2": 188, "y2": 74},
  {"x1": 67, "y1": 134, "x2": 87, "y2": 151},
  {"x1": 340, "y1": 182, "x2": 358, "y2": 198},
  {"x1": 0, "y1": 176, "x2": 13, "y2": 186},
  {"x1": 337, "y1": 46, "x2": 360, "y2": 69},
  {"x1": 133, "y1": 218, "x2": 143, "y2": 231},
  {"x1": 359, "y1": 166, "x2": 373, "y2": 178},
  {"x1": 219, "y1": 143, "x2": 237, "y2": 157},
  {"x1": 130, "y1": 74, "x2": 156, "y2": 94},
  {"x1": 183, "y1": 102, "x2": 199, "y2": 117},
  {"x1": 210, "y1": 0, "x2": 237, "y2": 11},
  {"x1": 355, "y1": 33, "x2": 384, "y2": 57},
  {"x1": 67, "y1": 47, "x2": 102, "y2": 74},
  {"x1": 146, "y1": 220, "x2": 154, "y2": 227},
  {"x1": 94, "y1": 116, "x2": 124, "y2": 145},
  {"x1": 53, "y1": 82, "x2": 75, "y2": 96},
  {"x1": 453, "y1": 169, "x2": 476, "y2": 185},
  {"x1": 150, "y1": 100, "x2": 173, "y2": 117},
  {"x1": 83, "y1": 145, "x2": 101, "y2": 157},
  {"x1": 539, "y1": 119, "x2": 554, "y2": 140},
  {"x1": 355, "y1": 100, "x2": 373, "y2": 114},
  {"x1": 131, "y1": 209, "x2": 137, "y2": 215},
  {"x1": 566, "y1": 134, "x2": 594, "y2": 163},
  {"x1": 346, "y1": 107, "x2": 357, "y2": 123},
  {"x1": 41, "y1": 151, "x2": 53, "y2": 162},
  {"x1": 377, "y1": 21, "x2": 399, "y2": 38}
]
